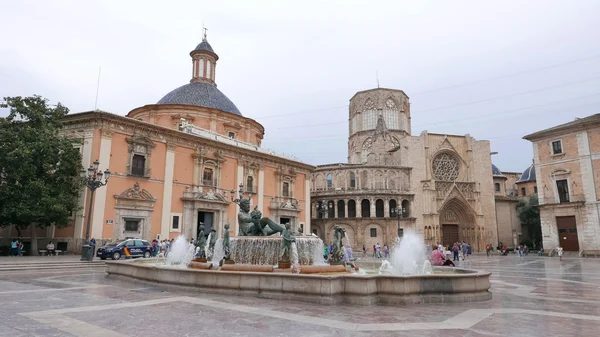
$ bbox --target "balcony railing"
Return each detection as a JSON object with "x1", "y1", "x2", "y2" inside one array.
[
  {"x1": 245, "y1": 185, "x2": 258, "y2": 194},
  {"x1": 311, "y1": 187, "x2": 410, "y2": 195},
  {"x1": 558, "y1": 194, "x2": 586, "y2": 204},
  {"x1": 202, "y1": 179, "x2": 218, "y2": 187}
]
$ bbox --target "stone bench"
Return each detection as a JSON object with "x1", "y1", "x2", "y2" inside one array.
[
  {"x1": 580, "y1": 250, "x2": 600, "y2": 258},
  {"x1": 39, "y1": 250, "x2": 64, "y2": 256}
]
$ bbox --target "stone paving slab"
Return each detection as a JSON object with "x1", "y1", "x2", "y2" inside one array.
[{"x1": 0, "y1": 255, "x2": 599, "y2": 336}]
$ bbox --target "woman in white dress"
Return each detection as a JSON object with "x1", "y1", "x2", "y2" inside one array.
[{"x1": 557, "y1": 245, "x2": 564, "y2": 261}]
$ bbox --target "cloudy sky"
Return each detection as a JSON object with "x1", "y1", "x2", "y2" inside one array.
[{"x1": 2, "y1": 0, "x2": 599, "y2": 173}]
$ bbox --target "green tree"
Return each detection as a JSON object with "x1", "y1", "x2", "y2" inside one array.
[
  {"x1": 0, "y1": 96, "x2": 82, "y2": 254},
  {"x1": 516, "y1": 194, "x2": 542, "y2": 248}
]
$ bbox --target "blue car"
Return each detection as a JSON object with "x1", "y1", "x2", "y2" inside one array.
[{"x1": 96, "y1": 239, "x2": 152, "y2": 260}]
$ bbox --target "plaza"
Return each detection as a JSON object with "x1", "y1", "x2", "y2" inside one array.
[{"x1": 1, "y1": 255, "x2": 599, "y2": 336}]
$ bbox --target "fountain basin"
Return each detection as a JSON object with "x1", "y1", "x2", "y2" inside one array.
[
  {"x1": 220, "y1": 264, "x2": 273, "y2": 272},
  {"x1": 106, "y1": 259, "x2": 491, "y2": 305}
]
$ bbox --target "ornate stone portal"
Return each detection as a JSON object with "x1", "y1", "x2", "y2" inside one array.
[{"x1": 113, "y1": 182, "x2": 156, "y2": 240}]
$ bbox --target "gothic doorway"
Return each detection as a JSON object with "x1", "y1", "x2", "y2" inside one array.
[{"x1": 438, "y1": 197, "x2": 477, "y2": 249}]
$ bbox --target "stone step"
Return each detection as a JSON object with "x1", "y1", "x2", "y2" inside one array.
[{"x1": 0, "y1": 263, "x2": 106, "y2": 271}]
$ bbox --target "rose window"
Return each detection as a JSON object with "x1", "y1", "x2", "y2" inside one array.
[{"x1": 432, "y1": 153, "x2": 459, "y2": 181}]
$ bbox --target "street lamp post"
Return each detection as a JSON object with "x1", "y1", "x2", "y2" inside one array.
[
  {"x1": 80, "y1": 159, "x2": 110, "y2": 261},
  {"x1": 393, "y1": 206, "x2": 404, "y2": 238}
]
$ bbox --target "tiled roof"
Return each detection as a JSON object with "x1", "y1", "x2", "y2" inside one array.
[
  {"x1": 523, "y1": 113, "x2": 600, "y2": 140},
  {"x1": 517, "y1": 164, "x2": 536, "y2": 183},
  {"x1": 157, "y1": 82, "x2": 242, "y2": 116}
]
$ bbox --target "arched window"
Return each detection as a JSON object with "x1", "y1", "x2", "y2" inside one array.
[
  {"x1": 389, "y1": 199, "x2": 397, "y2": 217},
  {"x1": 327, "y1": 174, "x2": 333, "y2": 188},
  {"x1": 350, "y1": 172, "x2": 356, "y2": 188},
  {"x1": 375, "y1": 199, "x2": 384, "y2": 217},
  {"x1": 401, "y1": 200, "x2": 410, "y2": 218},
  {"x1": 337, "y1": 200, "x2": 345, "y2": 218},
  {"x1": 328, "y1": 200, "x2": 335, "y2": 218},
  {"x1": 247, "y1": 176, "x2": 254, "y2": 193},
  {"x1": 203, "y1": 168, "x2": 214, "y2": 186},
  {"x1": 348, "y1": 200, "x2": 356, "y2": 218},
  {"x1": 317, "y1": 201, "x2": 325, "y2": 219},
  {"x1": 361, "y1": 199, "x2": 370, "y2": 218}
]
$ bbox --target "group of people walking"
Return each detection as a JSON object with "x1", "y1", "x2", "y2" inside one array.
[
  {"x1": 151, "y1": 239, "x2": 173, "y2": 257},
  {"x1": 447, "y1": 241, "x2": 472, "y2": 261},
  {"x1": 9, "y1": 238, "x2": 24, "y2": 256}
]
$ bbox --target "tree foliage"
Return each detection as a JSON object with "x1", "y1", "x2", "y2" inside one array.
[
  {"x1": 516, "y1": 194, "x2": 542, "y2": 245},
  {"x1": 0, "y1": 96, "x2": 82, "y2": 235}
]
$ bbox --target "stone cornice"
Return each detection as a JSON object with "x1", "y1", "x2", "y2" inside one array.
[
  {"x1": 314, "y1": 164, "x2": 412, "y2": 172},
  {"x1": 60, "y1": 111, "x2": 314, "y2": 173}
]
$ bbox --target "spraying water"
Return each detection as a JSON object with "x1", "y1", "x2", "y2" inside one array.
[
  {"x1": 211, "y1": 238, "x2": 225, "y2": 267},
  {"x1": 291, "y1": 242, "x2": 300, "y2": 273},
  {"x1": 164, "y1": 236, "x2": 195, "y2": 268},
  {"x1": 381, "y1": 230, "x2": 427, "y2": 275},
  {"x1": 204, "y1": 232, "x2": 212, "y2": 259}
]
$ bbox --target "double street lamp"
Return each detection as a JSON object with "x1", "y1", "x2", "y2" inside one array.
[
  {"x1": 80, "y1": 159, "x2": 110, "y2": 261},
  {"x1": 392, "y1": 206, "x2": 405, "y2": 239}
]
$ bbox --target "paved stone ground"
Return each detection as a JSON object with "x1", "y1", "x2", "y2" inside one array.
[{"x1": 1, "y1": 255, "x2": 599, "y2": 336}]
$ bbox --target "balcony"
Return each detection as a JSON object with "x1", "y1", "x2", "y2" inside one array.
[
  {"x1": 540, "y1": 194, "x2": 586, "y2": 207},
  {"x1": 245, "y1": 185, "x2": 258, "y2": 194},
  {"x1": 202, "y1": 179, "x2": 218, "y2": 187},
  {"x1": 311, "y1": 187, "x2": 411, "y2": 196}
]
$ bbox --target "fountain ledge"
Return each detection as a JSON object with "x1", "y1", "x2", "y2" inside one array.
[{"x1": 105, "y1": 260, "x2": 492, "y2": 305}]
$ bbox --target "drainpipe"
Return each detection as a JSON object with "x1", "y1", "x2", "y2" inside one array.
[{"x1": 586, "y1": 127, "x2": 600, "y2": 255}]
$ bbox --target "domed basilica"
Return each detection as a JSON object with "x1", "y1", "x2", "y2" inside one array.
[{"x1": 18, "y1": 34, "x2": 314, "y2": 252}]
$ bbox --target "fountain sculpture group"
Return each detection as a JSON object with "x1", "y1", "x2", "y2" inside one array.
[{"x1": 106, "y1": 194, "x2": 492, "y2": 305}]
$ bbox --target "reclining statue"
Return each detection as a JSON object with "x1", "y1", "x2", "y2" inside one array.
[{"x1": 237, "y1": 198, "x2": 285, "y2": 236}]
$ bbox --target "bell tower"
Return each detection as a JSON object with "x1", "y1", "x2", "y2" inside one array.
[{"x1": 190, "y1": 28, "x2": 219, "y2": 86}]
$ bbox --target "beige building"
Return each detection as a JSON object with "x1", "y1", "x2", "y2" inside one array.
[
  {"x1": 310, "y1": 88, "x2": 498, "y2": 251},
  {"x1": 492, "y1": 164, "x2": 538, "y2": 248},
  {"x1": 524, "y1": 114, "x2": 600, "y2": 255}
]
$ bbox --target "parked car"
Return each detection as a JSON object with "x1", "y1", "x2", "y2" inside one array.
[{"x1": 96, "y1": 239, "x2": 152, "y2": 260}]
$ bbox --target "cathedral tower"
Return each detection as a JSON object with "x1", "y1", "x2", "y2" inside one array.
[{"x1": 347, "y1": 88, "x2": 411, "y2": 164}]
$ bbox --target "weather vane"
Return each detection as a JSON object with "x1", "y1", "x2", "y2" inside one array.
[{"x1": 202, "y1": 24, "x2": 208, "y2": 41}]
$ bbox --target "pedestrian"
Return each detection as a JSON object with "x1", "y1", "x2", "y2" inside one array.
[
  {"x1": 10, "y1": 239, "x2": 17, "y2": 256},
  {"x1": 557, "y1": 245, "x2": 564, "y2": 261},
  {"x1": 384, "y1": 244, "x2": 390, "y2": 258},
  {"x1": 323, "y1": 244, "x2": 329, "y2": 261},
  {"x1": 362, "y1": 245, "x2": 366, "y2": 257},
  {"x1": 452, "y1": 243, "x2": 459, "y2": 261},
  {"x1": 90, "y1": 238, "x2": 96, "y2": 259},
  {"x1": 376, "y1": 243, "x2": 382, "y2": 258},
  {"x1": 372, "y1": 244, "x2": 377, "y2": 258},
  {"x1": 461, "y1": 241, "x2": 467, "y2": 260},
  {"x1": 17, "y1": 237, "x2": 23, "y2": 256}
]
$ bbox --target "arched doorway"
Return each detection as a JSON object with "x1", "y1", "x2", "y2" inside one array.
[{"x1": 439, "y1": 197, "x2": 477, "y2": 248}]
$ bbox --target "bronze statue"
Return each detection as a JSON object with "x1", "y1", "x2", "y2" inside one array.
[
  {"x1": 196, "y1": 223, "x2": 207, "y2": 259},
  {"x1": 280, "y1": 223, "x2": 296, "y2": 261},
  {"x1": 237, "y1": 198, "x2": 286, "y2": 236},
  {"x1": 223, "y1": 223, "x2": 231, "y2": 260},
  {"x1": 330, "y1": 225, "x2": 346, "y2": 262},
  {"x1": 208, "y1": 227, "x2": 217, "y2": 256}
]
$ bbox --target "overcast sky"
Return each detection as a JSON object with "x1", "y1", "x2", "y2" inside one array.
[{"x1": 2, "y1": 0, "x2": 599, "y2": 173}]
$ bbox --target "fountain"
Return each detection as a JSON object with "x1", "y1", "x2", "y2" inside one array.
[{"x1": 106, "y1": 195, "x2": 491, "y2": 305}]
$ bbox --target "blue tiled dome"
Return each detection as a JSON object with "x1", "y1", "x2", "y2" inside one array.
[
  {"x1": 492, "y1": 164, "x2": 504, "y2": 177},
  {"x1": 194, "y1": 40, "x2": 215, "y2": 54},
  {"x1": 517, "y1": 164, "x2": 536, "y2": 183},
  {"x1": 157, "y1": 82, "x2": 242, "y2": 116}
]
